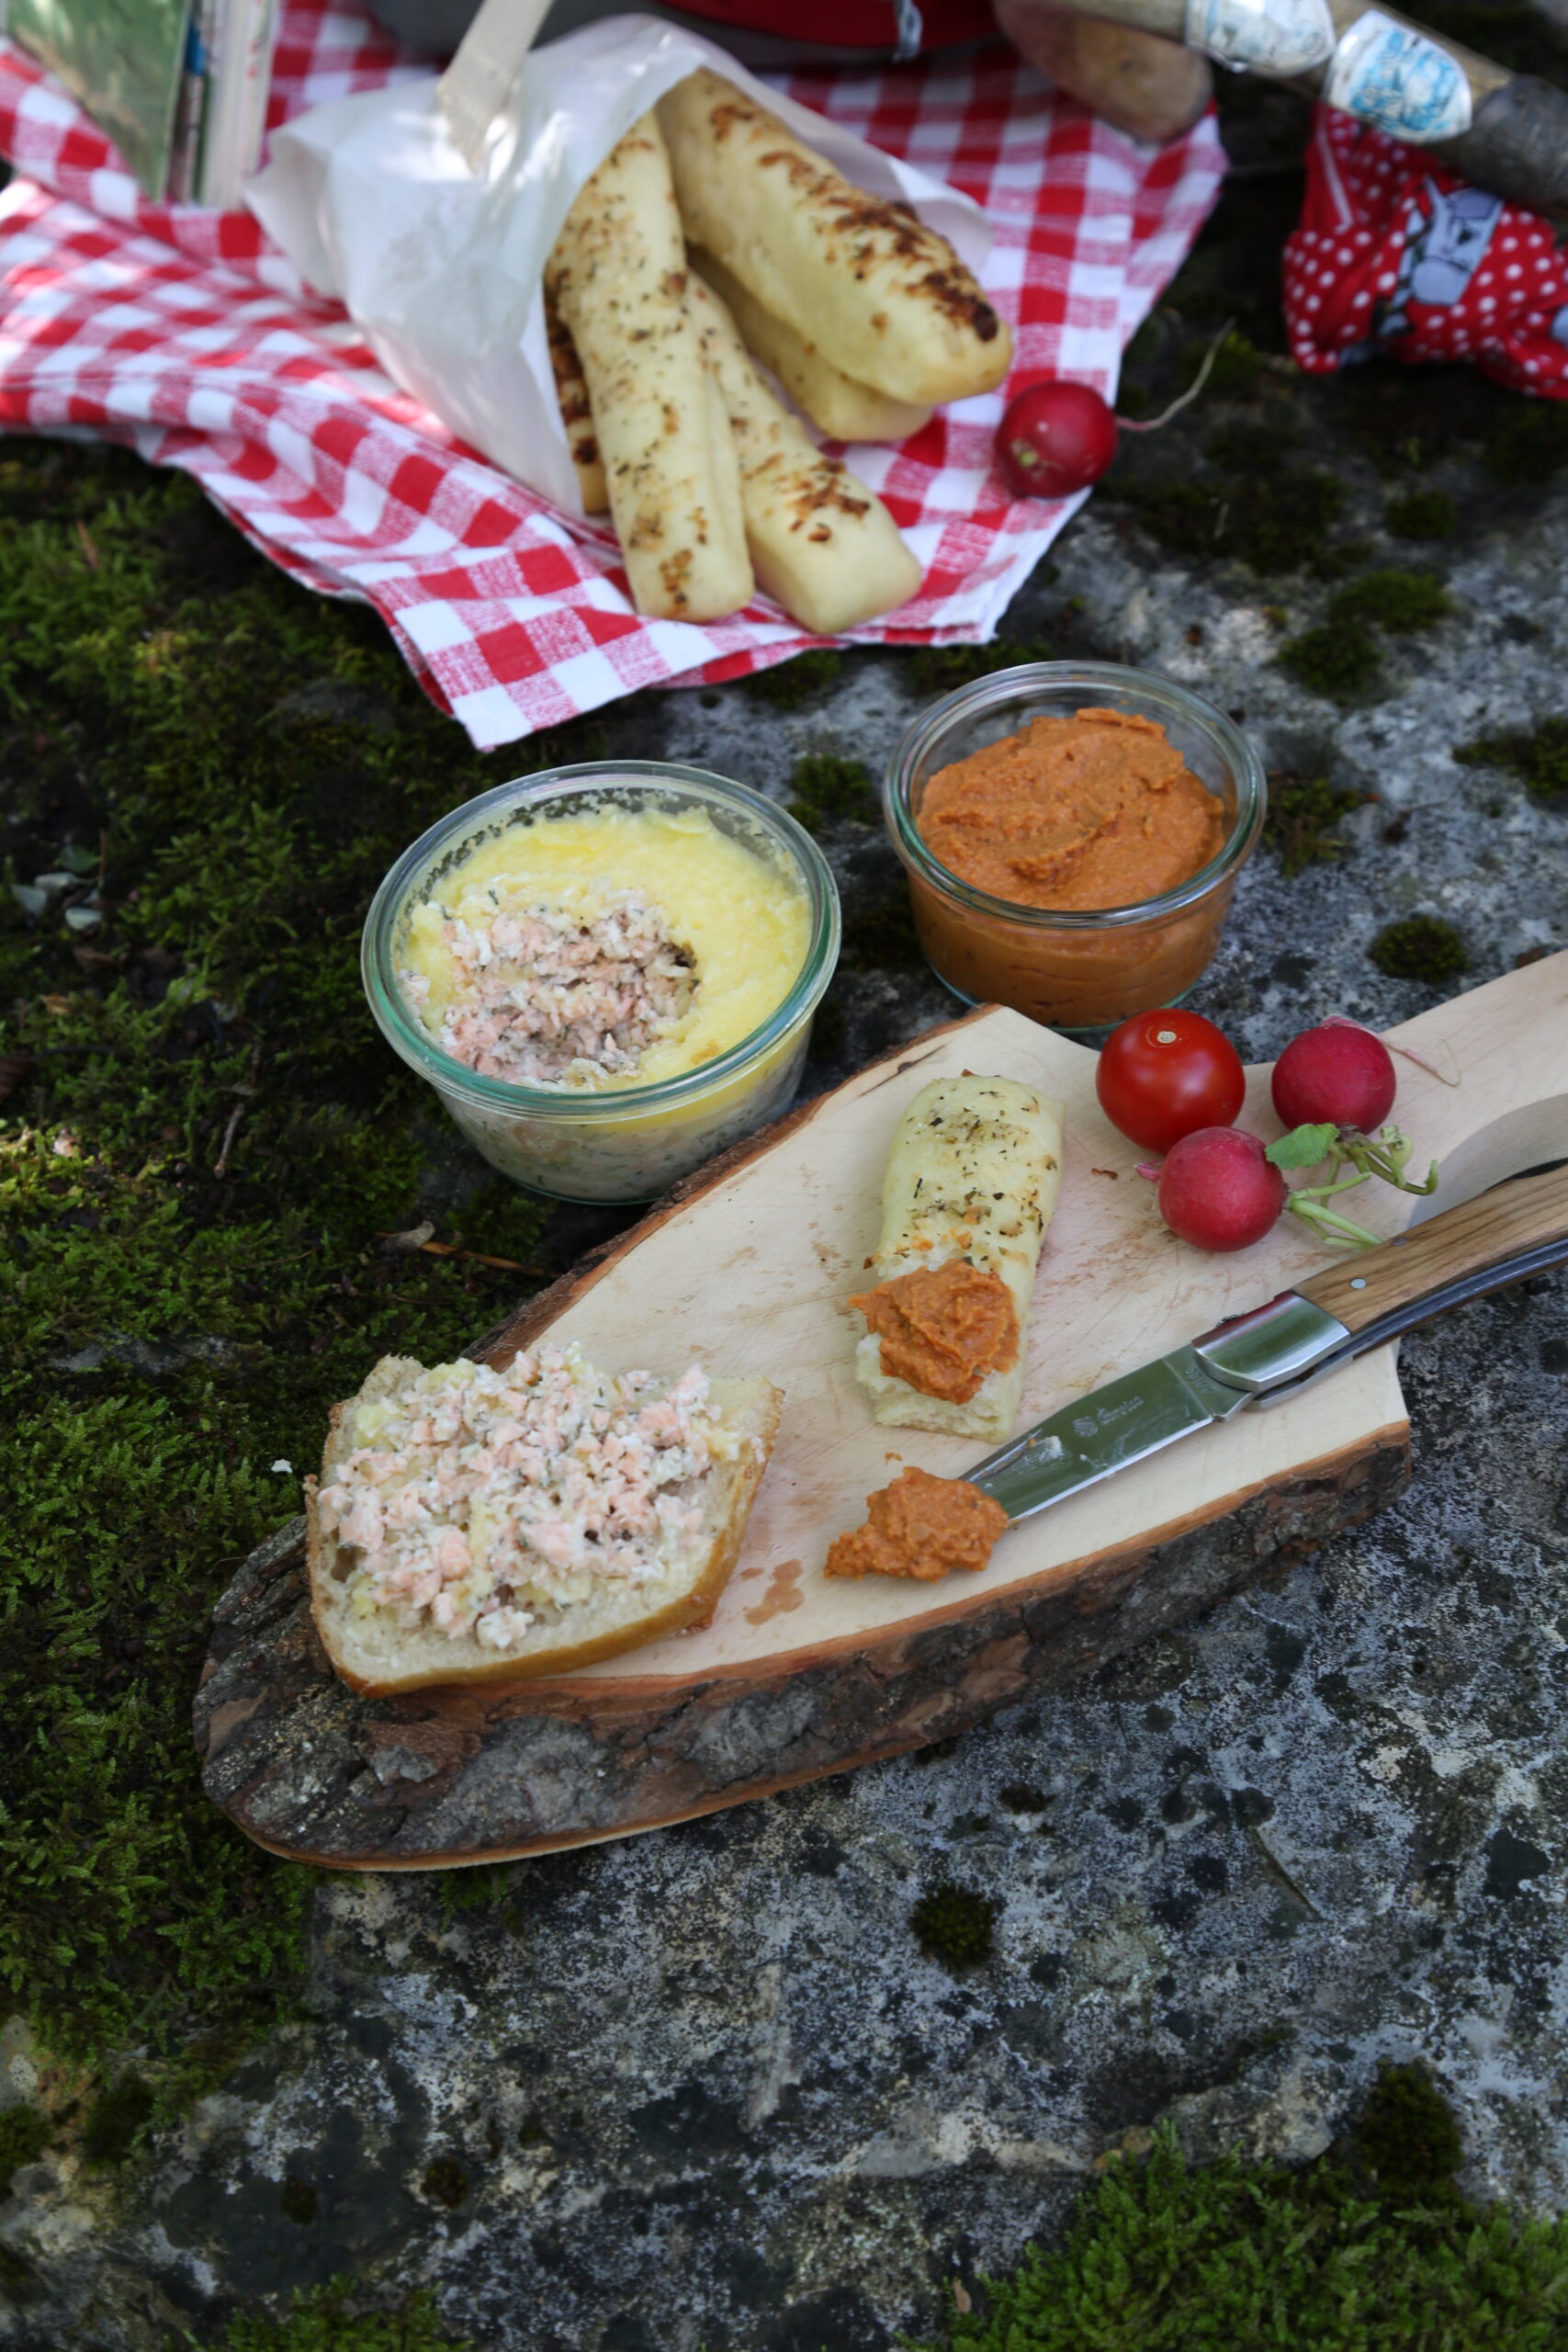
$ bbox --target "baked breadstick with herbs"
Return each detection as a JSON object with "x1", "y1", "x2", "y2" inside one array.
[
  {"x1": 547, "y1": 115, "x2": 751, "y2": 622},
  {"x1": 687, "y1": 271, "x2": 922, "y2": 635},
  {"x1": 659, "y1": 70, "x2": 1010, "y2": 408},
  {"x1": 852, "y1": 1075, "x2": 1064, "y2": 1442}
]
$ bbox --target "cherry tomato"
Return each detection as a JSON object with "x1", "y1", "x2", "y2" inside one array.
[
  {"x1": 1096, "y1": 1009, "x2": 1247, "y2": 1155},
  {"x1": 1157, "y1": 1127, "x2": 1286, "y2": 1252},
  {"x1": 1271, "y1": 1021, "x2": 1396, "y2": 1134},
  {"x1": 997, "y1": 380, "x2": 1119, "y2": 502}
]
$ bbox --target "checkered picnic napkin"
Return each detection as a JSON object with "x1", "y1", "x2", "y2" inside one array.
[{"x1": 0, "y1": 2, "x2": 1225, "y2": 750}]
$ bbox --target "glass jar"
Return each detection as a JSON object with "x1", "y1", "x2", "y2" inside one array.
[
  {"x1": 885, "y1": 662, "x2": 1266, "y2": 1032},
  {"x1": 363, "y1": 763, "x2": 840, "y2": 1204}
]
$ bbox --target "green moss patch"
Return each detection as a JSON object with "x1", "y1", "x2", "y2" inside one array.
[
  {"x1": 1385, "y1": 490, "x2": 1456, "y2": 542},
  {"x1": 1265, "y1": 774, "x2": 1366, "y2": 877},
  {"x1": 742, "y1": 648, "x2": 842, "y2": 708},
  {"x1": 1279, "y1": 568, "x2": 1452, "y2": 699},
  {"x1": 1278, "y1": 625, "x2": 1382, "y2": 700},
  {"x1": 1327, "y1": 569, "x2": 1453, "y2": 635},
  {"x1": 1481, "y1": 401, "x2": 1568, "y2": 488},
  {"x1": 1455, "y1": 716, "x2": 1568, "y2": 805},
  {"x1": 787, "y1": 752, "x2": 877, "y2": 833},
  {"x1": 907, "y1": 639, "x2": 1058, "y2": 697},
  {"x1": 919, "y1": 2068, "x2": 1568, "y2": 2351},
  {"x1": 910, "y1": 1881, "x2": 996, "y2": 1971},
  {"x1": 0, "y1": 2103, "x2": 49, "y2": 2181},
  {"x1": 195, "y1": 2278, "x2": 468, "y2": 2351},
  {"x1": 1371, "y1": 915, "x2": 1470, "y2": 984},
  {"x1": 1115, "y1": 464, "x2": 1346, "y2": 578},
  {"x1": 0, "y1": 438, "x2": 598, "y2": 2107}
]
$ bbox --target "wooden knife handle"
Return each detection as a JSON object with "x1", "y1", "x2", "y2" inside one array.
[{"x1": 1298, "y1": 1161, "x2": 1568, "y2": 1340}]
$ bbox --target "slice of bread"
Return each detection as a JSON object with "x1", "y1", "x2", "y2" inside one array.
[{"x1": 306, "y1": 1352, "x2": 780, "y2": 1695}]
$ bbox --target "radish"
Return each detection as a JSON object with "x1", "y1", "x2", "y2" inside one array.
[
  {"x1": 1272, "y1": 1022, "x2": 1396, "y2": 1134},
  {"x1": 1156, "y1": 1128, "x2": 1287, "y2": 1253}
]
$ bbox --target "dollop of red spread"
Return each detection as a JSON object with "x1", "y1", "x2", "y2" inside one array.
[
  {"x1": 918, "y1": 707, "x2": 1226, "y2": 912},
  {"x1": 824, "y1": 1464, "x2": 1008, "y2": 1583},
  {"x1": 850, "y1": 1260, "x2": 1018, "y2": 1404}
]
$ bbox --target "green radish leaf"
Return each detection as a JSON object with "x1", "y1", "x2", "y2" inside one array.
[{"x1": 1266, "y1": 1122, "x2": 1339, "y2": 1170}]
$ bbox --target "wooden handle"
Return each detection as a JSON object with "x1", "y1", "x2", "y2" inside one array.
[{"x1": 1298, "y1": 1162, "x2": 1568, "y2": 1339}]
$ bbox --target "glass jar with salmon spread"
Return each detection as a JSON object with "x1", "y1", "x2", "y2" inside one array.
[
  {"x1": 885, "y1": 662, "x2": 1266, "y2": 1032},
  {"x1": 363, "y1": 763, "x2": 840, "y2": 1204}
]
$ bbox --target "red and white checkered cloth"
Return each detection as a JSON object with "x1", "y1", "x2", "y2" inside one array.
[{"x1": 0, "y1": 3, "x2": 1224, "y2": 748}]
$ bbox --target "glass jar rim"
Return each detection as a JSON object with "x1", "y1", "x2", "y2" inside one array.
[
  {"x1": 362, "y1": 761, "x2": 840, "y2": 1121},
  {"x1": 885, "y1": 661, "x2": 1268, "y2": 930}
]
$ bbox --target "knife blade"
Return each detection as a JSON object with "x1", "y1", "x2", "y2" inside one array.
[
  {"x1": 964, "y1": 1344, "x2": 1253, "y2": 1523},
  {"x1": 964, "y1": 1159, "x2": 1568, "y2": 1526}
]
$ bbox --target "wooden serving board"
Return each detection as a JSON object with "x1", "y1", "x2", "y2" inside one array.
[{"x1": 196, "y1": 952, "x2": 1568, "y2": 1868}]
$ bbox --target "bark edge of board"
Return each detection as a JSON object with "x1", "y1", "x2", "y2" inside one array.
[{"x1": 195, "y1": 1424, "x2": 1410, "y2": 1870}]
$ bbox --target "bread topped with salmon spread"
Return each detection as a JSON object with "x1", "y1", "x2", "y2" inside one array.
[{"x1": 307, "y1": 1344, "x2": 780, "y2": 1694}]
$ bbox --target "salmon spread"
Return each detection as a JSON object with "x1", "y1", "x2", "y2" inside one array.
[
  {"x1": 314, "y1": 1344, "x2": 745, "y2": 1648},
  {"x1": 851, "y1": 1260, "x2": 1018, "y2": 1405},
  {"x1": 824, "y1": 1464, "x2": 1008, "y2": 1583},
  {"x1": 401, "y1": 892, "x2": 694, "y2": 1086},
  {"x1": 918, "y1": 707, "x2": 1227, "y2": 911},
  {"x1": 399, "y1": 803, "x2": 810, "y2": 1092}
]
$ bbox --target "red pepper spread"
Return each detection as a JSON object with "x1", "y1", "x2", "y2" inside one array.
[
  {"x1": 850, "y1": 1259, "x2": 1019, "y2": 1404},
  {"x1": 824, "y1": 1464, "x2": 1008, "y2": 1583},
  {"x1": 919, "y1": 707, "x2": 1226, "y2": 911}
]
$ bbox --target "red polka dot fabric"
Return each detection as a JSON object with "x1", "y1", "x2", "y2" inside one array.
[{"x1": 1283, "y1": 106, "x2": 1568, "y2": 397}]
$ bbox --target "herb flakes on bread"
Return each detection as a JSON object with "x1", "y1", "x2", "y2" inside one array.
[
  {"x1": 307, "y1": 1344, "x2": 780, "y2": 1694},
  {"x1": 852, "y1": 1075, "x2": 1064, "y2": 1442}
]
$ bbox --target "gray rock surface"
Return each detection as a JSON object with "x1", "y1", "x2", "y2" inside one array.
[{"x1": 6, "y1": 116, "x2": 1568, "y2": 2352}]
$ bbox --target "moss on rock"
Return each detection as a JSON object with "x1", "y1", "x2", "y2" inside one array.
[
  {"x1": 743, "y1": 648, "x2": 842, "y2": 708},
  {"x1": 1278, "y1": 625, "x2": 1382, "y2": 700},
  {"x1": 0, "y1": 2103, "x2": 49, "y2": 2181},
  {"x1": 1265, "y1": 774, "x2": 1365, "y2": 876},
  {"x1": 1328, "y1": 569, "x2": 1453, "y2": 635},
  {"x1": 910, "y1": 1881, "x2": 996, "y2": 1971},
  {"x1": 787, "y1": 752, "x2": 876, "y2": 833},
  {"x1": 1454, "y1": 716, "x2": 1568, "y2": 804},
  {"x1": 204, "y1": 2278, "x2": 468, "y2": 2351},
  {"x1": 0, "y1": 438, "x2": 591, "y2": 2114},
  {"x1": 1385, "y1": 490, "x2": 1456, "y2": 542},
  {"x1": 1371, "y1": 915, "x2": 1470, "y2": 984},
  {"x1": 918, "y1": 2092, "x2": 1568, "y2": 2352}
]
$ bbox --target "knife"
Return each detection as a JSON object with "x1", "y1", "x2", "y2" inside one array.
[{"x1": 965, "y1": 1159, "x2": 1568, "y2": 1523}]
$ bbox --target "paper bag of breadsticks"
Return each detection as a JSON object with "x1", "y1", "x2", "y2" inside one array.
[{"x1": 247, "y1": 13, "x2": 1002, "y2": 626}]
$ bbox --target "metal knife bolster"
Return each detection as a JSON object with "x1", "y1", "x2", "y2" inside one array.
[{"x1": 1189, "y1": 1290, "x2": 1353, "y2": 1404}]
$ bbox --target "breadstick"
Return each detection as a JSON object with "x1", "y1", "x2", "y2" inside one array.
[
  {"x1": 852, "y1": 1076, "x2": 1064, "y2": 1442},
  {"x1": 658, "y1": 70, "x2": 1011, "y2": 408},
  {"x1": 687, "y1": 272, "x2": 922, "y2": 635},
  {"x1": 689, "y1": 246, "x2": 932, "y2": 444},
  {"x1": 544, "y1": 285, "x2": 607, "y2": 514},
  {"x1": 547, "y1": 115, "x2": 752, "y2": 623}
]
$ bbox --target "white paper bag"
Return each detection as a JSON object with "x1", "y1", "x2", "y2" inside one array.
[{"x1": 247, "y1": 12, "x2": 994, "y2": 519}]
